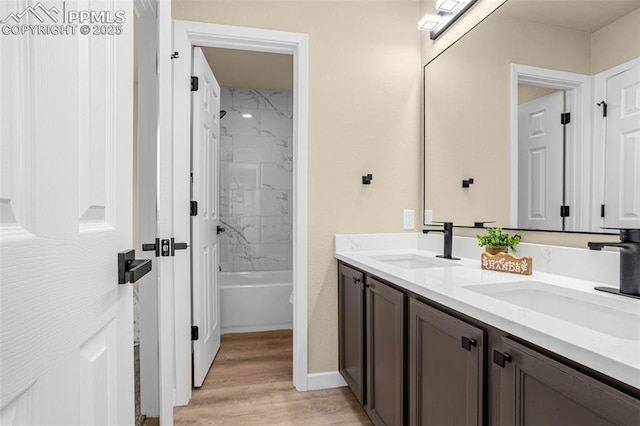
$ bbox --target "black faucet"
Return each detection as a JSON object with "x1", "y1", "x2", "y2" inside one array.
[
  {"x1": 587, "y1": 229, "x2": 640, "y2": 299},
  {"x1": 423, "y1": 222, "x2": 460, "y2": 260}
]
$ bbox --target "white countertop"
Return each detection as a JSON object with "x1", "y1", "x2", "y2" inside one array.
[{"x1": 335, "y1": 233, "x2": 640, "y2": 390}]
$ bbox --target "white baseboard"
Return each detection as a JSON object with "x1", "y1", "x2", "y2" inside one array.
[{"x1": 306, "y1": 371, "x2": 347, "y2": 391}]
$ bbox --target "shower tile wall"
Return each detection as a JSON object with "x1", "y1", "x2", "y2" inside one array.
[{"x1": 219, "y1": 88, "x2": 293, "y2": 272}]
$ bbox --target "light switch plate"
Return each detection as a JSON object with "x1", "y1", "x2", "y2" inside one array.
[
  {"x1": 403, "y1": 209, "x2": 415, "y2": 230},
  {"x1": 424, "y1": 210, "x2": 433, "y2": 224}
]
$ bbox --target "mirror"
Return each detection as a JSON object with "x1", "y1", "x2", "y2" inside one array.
[{"x1": 423, "y1": 0, "x2": 640, "y2": 232}]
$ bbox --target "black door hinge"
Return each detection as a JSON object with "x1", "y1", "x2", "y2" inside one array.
[
  {"x1": 597, "y1": 101, "x2": 608, "y2": 117},
  {"x1": 191, "y1": 76, "x2": 199, "y2": 92},
  {"x1": 601, "y1": 204, "x2": 605, "y2": 218},
  {"x1": 560, "y1": 112, "x2": 571, "y2": 125},
  {"x1": 560, "y1": 205, "x2": 570, "y2": 217},
  {"x1": 190, "y1": 201, "x2": 198, "y2": 216},
  {"x1": 191, "y1": 326, "x2": 199, "y2": 341}
]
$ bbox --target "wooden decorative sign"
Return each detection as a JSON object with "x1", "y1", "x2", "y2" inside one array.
[{"x1": 481, "y1": 252, "x2": 532, "y2": 275}]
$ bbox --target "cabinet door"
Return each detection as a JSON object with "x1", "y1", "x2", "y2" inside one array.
[
  {"x1": 338, "y1": 263, "x2": 365, "y2": 404},
  {"x1": 408, "y1": 298, "x2": 485, "y2": 426},
  {"x1": 498, "y1": 338, "x2": 640, "y2": 426},
  {"x1": 366, "y1": 278, "x2": 405, "y2": 426}
]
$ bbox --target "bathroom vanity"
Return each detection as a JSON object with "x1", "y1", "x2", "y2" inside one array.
[{"x1": 336, "y1": 233, "x2": 640, "y2": 426}]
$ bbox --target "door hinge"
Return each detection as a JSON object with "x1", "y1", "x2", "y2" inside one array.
[
  {"x1": 597, "y1": 100, "x2": 608, "y2": 117},
  {"x1": 560, "y1": 205, "x2": 570, "y2": 217},
  {"x1": 190, "y1": 201, "x2": 198, "y2": 216},
  {"x1": 191, "y1": 76, "x2": 199, "y2": 92},
  {"x1": 601, "y1": 204, "x2": 605, "y2": 218},
  {"x1": 191, "y1": 326, "x2": 199, "y2": 341},
  {"x1": 560, "y1": 112, "x2": 571, "y2": 125}
]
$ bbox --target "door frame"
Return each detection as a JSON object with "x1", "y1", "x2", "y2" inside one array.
[
  {"x1": 171, "y1": 20, "x2": 309, "y2": 405},
  {"x1": 133, "y1": 0, "x2": 161, "y2": 418},
  {"x1": 509, "y1": 64, "x2": 592, "y2": 231},
  {"x1": 592, "y1": 56, "x2": 640, "y2": 232}
]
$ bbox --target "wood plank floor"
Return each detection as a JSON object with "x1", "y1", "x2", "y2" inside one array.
[{"x1": 146, "y1": 330, "x2": 371, "y2": 425}]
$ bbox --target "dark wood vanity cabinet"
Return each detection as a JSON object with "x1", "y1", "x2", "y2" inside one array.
[
  {"x1": 338, "y1": 263, "x2": 365, "y2": 404},
  {"x1": 337, "y1": 261, "x2": 640, "y2": 426},
  {"x1": 366, "y1": 277, "x2": 405, "y2": 426},
  {"x1": 497, "y1": 338, "x2": 640, "y2": 426},
  {"x1": 408, "y1": 298, "x2": 485, "y2": 426}
]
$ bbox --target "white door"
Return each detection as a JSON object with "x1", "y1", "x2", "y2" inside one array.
[
  {"x1": 517, "y1": 91, "x2": 564, "y2": 230},
  {"x1": 604, "y1": 65, "x2": 640, "y2": 229},
  {"x1": 191, "y1": 47, "x2": 221, "y2": 387},
  {"x1": 0, "y1": 0, "x2": 135, "y2": 424}
]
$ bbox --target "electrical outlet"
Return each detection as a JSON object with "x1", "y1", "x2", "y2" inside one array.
[{"x1": 403, "y1": 209, "x2": 415, "y2": 230}]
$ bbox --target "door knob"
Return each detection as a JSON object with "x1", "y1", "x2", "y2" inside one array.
[
  {"x1": 171, "y1": 238, "x2": 188, "y2": 256},
  {"x1": 118, "y1": 250, "x2": 152, "y2": 284},
  {"x1": 142, "y1": 238, "x2": 160, "y2": 257}
]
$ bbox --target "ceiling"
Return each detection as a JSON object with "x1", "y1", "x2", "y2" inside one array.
[
  {"x1": 500, "y1": 0, "x2": 640, "y2": 33},
  {"x1": 201, "y1": 48, "x2": 293, "y2": 92}
]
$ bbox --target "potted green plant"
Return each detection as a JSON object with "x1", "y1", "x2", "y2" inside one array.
[{"x1": 477, "y1": 227, "x2": 522, "y2": 255}]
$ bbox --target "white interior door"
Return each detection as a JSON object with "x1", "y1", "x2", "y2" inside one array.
[
  {"x1": 191, "y1": 47, "x2": 221, "y2": 387},
  {"x1": 517, "y1": 91, "x2": 564, "y2": 230},
  {"x1": 0, "y1": 0, "x2": 135, "y2": 424},
  {"x1": 604, "y1": 65, "x2": 640, "y2": 229}
]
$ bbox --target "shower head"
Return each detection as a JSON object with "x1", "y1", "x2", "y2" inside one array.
[{"x1": 220, "y1": 110, "x2": 227, "y2": 119}]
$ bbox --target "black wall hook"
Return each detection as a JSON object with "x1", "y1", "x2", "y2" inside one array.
[
  {"x1": 362, "y1": 174, "x2": 373, "y2": 185},
  {"x1": 462, "y1": 178, "x2": 474, "y2": 188},
  {"x1": 597, "y1": 100, "x2": 607, "y2": 117}
]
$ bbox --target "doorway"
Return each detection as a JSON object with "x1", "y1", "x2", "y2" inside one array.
[
  {"x1": 195, "y1": 47, "x2": 295, "y2": 385},
  {"x1": 170, "y1": 21, "x2": 310, "y2": 405}
]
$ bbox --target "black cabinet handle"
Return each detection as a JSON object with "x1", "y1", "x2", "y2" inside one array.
[
  {"x1": 493, "y1": 350, "x2": 512, "y2": 368},
  {"x1": 461, "y1": 336, "x2": 477, "y2": 351},
  {"x1": 354, "y1": 277, "x2": 361, "y2": 283}
]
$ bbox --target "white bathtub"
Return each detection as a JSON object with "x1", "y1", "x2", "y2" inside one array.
[{"x1": 219, "y1": 270, "x2": 293, "y2": 334}]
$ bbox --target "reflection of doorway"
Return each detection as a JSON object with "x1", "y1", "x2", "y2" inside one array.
[
  {"x1": 509, "y1": 64, "x2": 592, "y2": 231},
  {"x1": 517, "y1": 90, "x2": 565, "y2": 230}
]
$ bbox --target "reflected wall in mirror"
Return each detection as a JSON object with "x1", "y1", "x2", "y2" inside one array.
[{"x1": 424, "y1": 0, "x2": 640, "y2": 232}]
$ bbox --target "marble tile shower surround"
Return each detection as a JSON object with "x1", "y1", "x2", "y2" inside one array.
[{"x1": 219, "y1": 88, "x2": 293, "y2": 272}]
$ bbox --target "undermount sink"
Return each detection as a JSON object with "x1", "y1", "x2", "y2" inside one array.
[
  {"x1": 369, "y1": 254, "x2": 462, "y2": 269},
  {"x1": 465, "y1": 281, "x2": 640, "y2": 341}
]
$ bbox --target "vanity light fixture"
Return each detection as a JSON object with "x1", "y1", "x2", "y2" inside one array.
[
  {"x1": 436, "y1": 0, "x2": 461, "y2": 13},
  {"x1": 419, "y1": 0, "x2": 478, "y2": 40},
  {"x1": 418, "y1": 14, "x2": 441, "y2": 31}
]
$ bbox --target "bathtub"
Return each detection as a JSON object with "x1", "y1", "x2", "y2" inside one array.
[{"x1": 219, "y1": 270, "x2": 293, "y2": 334}]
